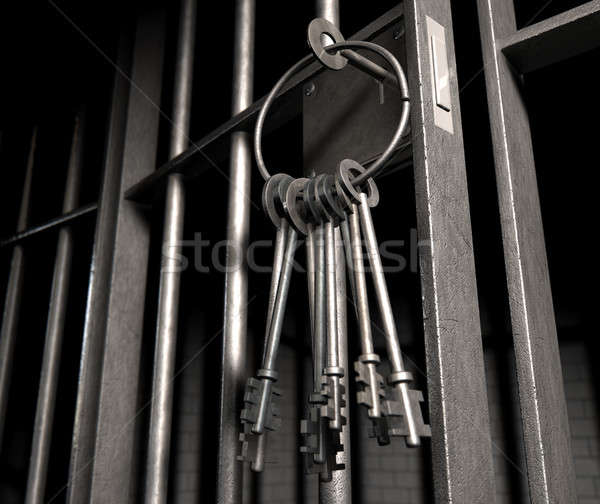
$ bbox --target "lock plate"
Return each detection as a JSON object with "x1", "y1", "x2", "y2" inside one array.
[{"x1": 426, "y1": 15, "x2": 453, "y2": 133}]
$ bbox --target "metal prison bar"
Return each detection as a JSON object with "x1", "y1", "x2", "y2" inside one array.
[
  {"x1": 0, "y1": 127, "x2": 36, "y2": 453},
  {"x1": 474, "y1": 0, "x2": 600, "y2": 501},
  {"x1": 1, "y1": 0, "x2": 597, "y2": 502},
  {"x1": 216, "y1": 0, "x2": 255, "y2": 503},
  {"x1": 145, "y1": 0, "x2": 195, "y2": 502},
  {"x1": 25, "y1": 112, "x2": 84, "y2": 504}
]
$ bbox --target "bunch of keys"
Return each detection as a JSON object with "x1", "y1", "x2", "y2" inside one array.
[
  {"x1": 239, "y1": 160, "x2": 430, "y2": 478},
  {"x1": 240, "y1": 16, "x2": 429, "y2": 478},
  {"x1": 336, "y1": 160, "x2": 431, "y2": 446},
  {"x1": 300, "y1": 175, "x2": 347, "y2": 481}
]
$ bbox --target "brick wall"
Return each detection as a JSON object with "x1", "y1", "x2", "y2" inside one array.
[
  {"x1": 171, "y1": 333, "x2": 599, "y2": 503},
  {"x1": 356, "y1": 359, "x2": 430, "y2": 504},
  {"x1": 485, "y1": 349, "x2": 529, "y2": 503},
  {"x1": 171, "y1": 315, "x2": 205, "y2": 504},
  {"x1": 258, "y1": 340, "x2": 600, "y2": 503},
  {"x1": 561, "y1": 341, "x2": 600, "y2": 503},
  {"x1": 257, "y1": 344, "x2": 299, "y2": 503}
]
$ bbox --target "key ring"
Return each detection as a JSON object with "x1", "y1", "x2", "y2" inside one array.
[{"x1": 254, "y1": 20, "x2": 410, "y2": 188}]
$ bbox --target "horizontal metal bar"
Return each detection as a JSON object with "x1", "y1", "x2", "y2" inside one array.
[
  {"x1": 0, "y1": 203, "x2": 98, "y2": 248},
  {"x1": 125, "y1": 5, "x2": 403, "y2": 204},
  {"x1": 501, "y1": 0, "x2": 600, "y2": 73}
]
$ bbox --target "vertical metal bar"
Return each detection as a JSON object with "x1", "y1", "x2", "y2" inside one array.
[
  {"x1": 403, "y1": 0, "x2": 496, "y2": 500},
  {"x1": 145, "y1": 1, "x2": 195, "y2": 503},
  {"x1": 89, "y1": 9, "x2": 165, "y2": 504},
  {"x1": 315, "y1": 0, "x2": 339, "y2": 28},
  {"x1": 67, "y1": 30, "x2": 133, "y2": 504},
  {"x1": 475, "y1": 1, "x2": 577, "y2": 501},
  {"x1": 216, "y1": 0, "x2": 255, "y2": 502},
  {"x1": 0, "y1": 127, "x2": 36, "y2": 451},
  {"x1": 25, "y1": 113, "x2": 84, "y2": 504}
]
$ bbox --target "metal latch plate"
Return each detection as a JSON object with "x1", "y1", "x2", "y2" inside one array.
[{"x1": 426, "y1": 16, "x2": 453, "y2": 133}]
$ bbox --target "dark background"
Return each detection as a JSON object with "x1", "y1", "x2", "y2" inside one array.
[{"x1": 0, "y1": 0, "x2": 596, "y2": 502}]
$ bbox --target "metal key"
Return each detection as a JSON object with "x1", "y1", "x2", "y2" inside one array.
[
  {"x1": 336, "y1": 164, "x2": 389, "y2": 444},
  {"x1": 300, "y1": 176, "x2": 345, "y2": 480},
  {"x1": 347, "y1": 203, "x2": 390, "y2": 445},
  {"x1": 301, "y1": 219, "x2": 330, "y2": 472},
  {"x1": 239, "y1": 174, "x2": 295, "y2": 470},
  {"x1": 313, "y1": 175, "x2": 347, "y2": 433},
  {"x1": 321, "y1": 218, "x2": 346, "y2": 431},
  {"x1": 300, "y1": 178, "x2": 329, "y2": 463},
  {"x1": 252, "y1": 177, "x2": 310, "y2": 435},
  {"x1": 338, "y1": 160, "x2": 430, "y2": 446}
]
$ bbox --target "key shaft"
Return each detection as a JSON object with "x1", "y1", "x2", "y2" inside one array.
[
  {"x1": 263, "y1": 220, "x2": 288, "y2": 362},
  {"x1": 254, "y1": 228, "x2": 297, "y2": 434},
  {"x1": 357, "y1": 192, "x2": 420, "y2": 446},
  {"x1": 348, "y1": 205, "x2": 382, "y2": 419}
]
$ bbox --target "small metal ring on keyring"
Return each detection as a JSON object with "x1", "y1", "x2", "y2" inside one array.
[
  {"x1": 307, "y1": 18, "x2": 348, "y2": 71},
  {"x1": 284, "y1": 178, "x2": 310, "y2": 235},
  {"x1": 254, "y1": 25, "x2": 411, "y2": 188},
  {"x1": 337, "y1": 159, "x2": 379, "y2": 208},
  {"x1": 316, "y1": 174, "x2": 345, "y2": 223},
  {"x1": 262, "y1": 174, "x2": 294, "y2": 228}
]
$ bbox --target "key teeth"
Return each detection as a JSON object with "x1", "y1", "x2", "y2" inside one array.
[
  {"x1": 240, "y1": 377, "x2": 283, "y2": 432},
  {"x1": 319, "y1": 376, "x2": 347, "y2": 428},
  {"x1": 239, "y1": 375, "x2": 282, "y2": 469},
  {"x1": 367, "y1": 416, "x2": 391, "y2": 446},
  {"x1": 381, "y1": 386, "x2": 431, "y2": 440},
  {"x1": 300, "y1": 414, "x2": 320, "y2": 455},
  {"x1": 354, "y1": 360, "x2": 385, "y2": 416},
  {"x1": 300, "y1": 410, "x2": 345, "y2": 480},
  {"x1": 238, "y1": 427, "x2": 262, "y2": 467}
]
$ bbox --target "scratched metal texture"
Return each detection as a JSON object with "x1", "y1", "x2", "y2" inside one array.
[
  {"x1": 476, "y1": 0, "x2": 578, "y2": 502},
  {"x1": 405, "y1": 0, "x2": 496, "y2": 501}
]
